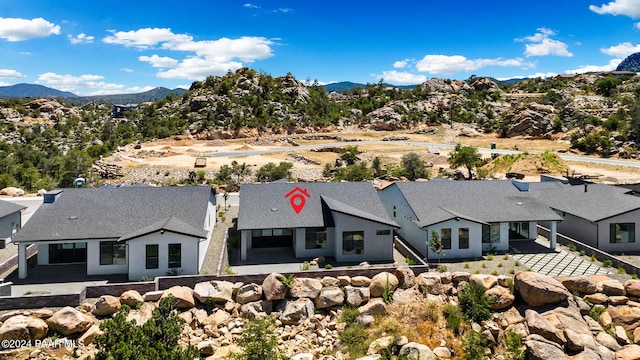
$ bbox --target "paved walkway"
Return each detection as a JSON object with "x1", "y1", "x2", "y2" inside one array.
[{"x1": 511, "y1": 238, "x2": 612, "y2": 276}]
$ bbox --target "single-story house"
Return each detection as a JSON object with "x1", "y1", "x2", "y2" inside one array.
[
  {"x1": 13, "y1": 186, "x2": 216, "y2": 280},
  {"x1": 377, "y1": 179, "x2": 562, "y2": 260},
  {"x1": 0, "y1": 199, "x2": 26, "y2": 247},
  {"x1": 532, "y1": 182, "x2": 640, "y2": 253},
  {"x1": 237, "y1": 182, "x2": 399, "y2": 263}
]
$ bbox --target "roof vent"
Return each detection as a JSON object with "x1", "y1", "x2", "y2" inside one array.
[
  {"x1": 271, "y1": 207, "x2": 278, "y2": 212},
  {"x1": 69, "y1": 216, "x2": 78, "y2": 220}
]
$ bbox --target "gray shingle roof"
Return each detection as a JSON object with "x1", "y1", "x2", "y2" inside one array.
[
  {"x1": 532, "y1": 183, "x2": 640, "y2": 222},
  {"x1": 237, "y1": 182, "x2": 397, "y2": 230},
  {"x1": 118, "y1": 216, "x2": 208, "y2": 242},
  {"x1": 392, "y1": 180, "x2": 562, "y2": 228},
  {"x1": 0, "y1": 199, "x2": 26, "y2": 219},
  {"x1": 14, "y1": 186, "x2": 213, "y2": 242}
]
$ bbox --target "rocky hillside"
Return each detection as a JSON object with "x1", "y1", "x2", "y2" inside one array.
[
  {"x1": 1, "y1": 68, "x2": 640, "y2": 191},
  {"x1": 2, "y1": 269, "x2": 640, "y2": 359},
  {"x1": 617, "y1": 53, "x2": 640, "y2": 73}
]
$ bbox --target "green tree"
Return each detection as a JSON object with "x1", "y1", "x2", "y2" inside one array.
[
  {"x1": 255, "y1": 162, "x2": 293, "y2": 182},
  {"x1": 92, "y1": 295, "x2": 199, "y2": 360},
  {"x1": 401, "y1": 152, "x2": 430, "y2": 180},
  {"x1": 340, "y1": 145, "x2": 359, "y2": 165},
  {"x1": 234, "y1": 316, "x2": 285, "y2": 360},
  {"x1": 429, "y1": 229, "x2": 444, "y2": 264},
  {"x1": 458, "y1": 282, "x2": 493, "y2": 322},
  {"x1": 216, "y1": 164, "x2": 233, "y2": 184},
  {"x1": 371, "y1": 156, "x2": 382, "y2": 177},
  {"x1": 231, "y1": 162, "x2": 252, "y2": 184},
  {"x1": 448, "y1": 144, "x2": 482, "y2": 179},
  {"x1": 334, "y1": 162, "x2": 373, "y2": 182}
]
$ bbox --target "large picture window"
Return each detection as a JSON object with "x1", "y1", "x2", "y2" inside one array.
[
  {"x1": 168, "y1": 243, "x2": 181, "y2": 268},
  {"x1": 459, "y1": 228, "x2": 469, "y2": 249},
  {"x1": 482, "y1": 223, "x2": 501, "y2": 244},
  {"x1": 100, "y1": 241, "x2": 126, "y2": 265},
  {"x1": 343, "y1": 231, "x2": 364, "y2": 255},
  {"x1": 146, "y1": 244, "x2": 159, "y2": 269},
  {"x1": 610, "y1": 223, "x2": 635, "y2": 243},
  {"x1": 305, "y1": 227, "x2": 327, "y2": 249},
  {"x1": 441, "y1": 229, "x2": 452, "y2": 250}
]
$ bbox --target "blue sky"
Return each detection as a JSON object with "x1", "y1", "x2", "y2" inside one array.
[{"x1": 1, "y1": 0, "x2": 640, "y2": 95}]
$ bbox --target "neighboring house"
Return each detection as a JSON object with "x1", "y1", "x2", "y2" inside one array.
[
  {"x1": 0, "y1": 199, "x2": 26, "y2": 246},
  {"x1": 532, "y1": 182, "x2": 640, "y2": 253},
  {"x1": 13, "y1": 186, "x2": 216, "y2": 280},
  {"x1": 377, "y1": 179, "x2": 562, "y2": 260},
  {"x1": 237, "y1": 182, "x2": 399, "y2": 263}
]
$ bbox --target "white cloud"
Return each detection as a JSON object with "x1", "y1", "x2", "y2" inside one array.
[
  {"x1": 0, "y1": 69, "x2": 24, "y2": 78},
  {"x1": 393, "y1": 60, "x2": 409, "y2": 68},
  {"x1": 244, "y1": 3, "x2": 260, "y2": 9},
  {"x1": 36, "y1": 72, "x2": 123, "y2": 93},
  {"x1": 120, "y1": 68, "x2": 134, "y2": 73},
  {"x1": 374, "y1": 71, "x2": 427, "y2": 84},
  {"x1": 590, "y1": 0, "x2": 640, "y2": 17},
  {"x1": 68, "y1": 33, "x2": 94, "y2": 44},
  {"x1": 103, "y1": 28, "x2": 192, "y2": 49},
  {"x1": 85, "y1": 85, "x2": 156, "y2": 96},
  {"x1": 415, "y1": 55, "x2": 532, "y2": 75},
  {"x1": 602, "y1": 41, "x2": 640, "y2": 57},
  {"x1": 104, "y1": 28, "x2": 275, "y2": 80},
  {"x1": 273, "y1": 8, "x2": 293, "y2": 13},
  {"x1": 564, "y1": 58, "x2": 622, "y2": 74},
  {"x1": 0, "y1": 17, "x2": 60, "y2": 42},
  {"x1": 139, "y1": 54, "x2": 179, "y2": 68},
  {"x1": 517, "y1": 28, "x2": 573, "y2": 57}
]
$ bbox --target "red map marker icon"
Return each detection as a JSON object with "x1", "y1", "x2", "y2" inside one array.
[{"x1": 285, "y1": 187, "x2": 311, "y2": 214}]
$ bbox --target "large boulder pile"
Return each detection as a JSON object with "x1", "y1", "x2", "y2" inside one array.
[{"x1": 2, "y1": 269, "x2": 640, "y2": 359}]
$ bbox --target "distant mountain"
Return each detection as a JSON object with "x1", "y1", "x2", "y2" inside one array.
[
  {"x1": 323, "y1": 81, "x2": 417, "y2": 93},
  {"x1": 0, "y1": 83, "x2": 77, "y2": 98},
  {"x1": 0, "y1": 83, "x2": 186, "y2": 104},
  {"x1": 65, "y1": 87, "x2": 187, "y2": 104},
  {"x1": 617, "y1": 52, "x2": 640, "y2": 72}
]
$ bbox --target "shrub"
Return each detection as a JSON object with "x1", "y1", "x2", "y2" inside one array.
[
  {"x1": 579, "y1": 250, "x2": 586, "y2": 256},
  {"x1": 422, "y1": 303, "x2": 439, "y2": 322},
  {"x1": 405, "y1": 257, "x2": 416, "y2": 265},
  {"x1": 491, "y1": 269, "x2": 499, "y2": 275},
  {"x1": 92, "y1": 295, "x2": 200, "y2": 360},
  {"x1": 618, "y1": 267, "x2": 627, "y2": 274},
  {"x1": 602, "y1": 260, "x2": 613, "y2": 268},
  {"x1": 458, "y1": 282, "x2": 493, "y2": 323},
  {"x1": 590, "y1": 254, "x2": 597, "y2": 262},
  {"x1": 340, "y1": 306, "x2": 360, "y2": 324},
  {"x1": 504, "y1": 331, "x2": 525, "y2": 360},
  {"x1": 438, "y1": 265, "x2": 448, "y2": 273},
  {"x1": 462, "y1": 330, "x2": 489, "y2": 360},
  {"x1": 514, "y1": 260, "x2": 521, "y2": 266},
  {"x1": 234, "y1": 316, "x2": 285, "y2": 360},
  {"x1": 464, "y1": 263, "x2": 470, "y2": 269},
  {"x1": 382, "y1": 281, "x2": 394, "y2": 304},
  {"x1": 325, "y1": 264, "x2": 333, "y2": 269},
  {"x1": 589, "y1": 306, "x2": 606, "y2": 321},
  {"x1": 503, "y1": 254, "x2": 509, "y2": 260},
  {"x1": 568, "y1": 244, "x2": 577, "y2": 251},
  {"x1": 301, "y1": 261, "x2": 310, "y2": 271},
  {"x1": 480, "y1": 262, "x2": 486, "y2": 268},
  {"x1": 339, "y1": 324, "x2": 368, "y2": 357},
  {"x1": 497, "y1": 262, "x2": 503, "y2": 267},
  {"x1": 443, "y1": 304, "x2": 464, "y2": 335},
  {"x1": 486, "y1": 254, "x2": 494, "y2": 260},
  {"x1": 281, "y1": 274, "x2": 295, "y2": 289}
]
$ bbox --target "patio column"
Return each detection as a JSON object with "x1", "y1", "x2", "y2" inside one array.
[
  {"x1": 241, "y1": 231, "x2": 248, "y2": 261},
  {"x1": 18, "y1": 243, "x2": 28, "y2": 279},
  {"x1": 550, "y1": 221, "x2": 557, "y2": 251}
]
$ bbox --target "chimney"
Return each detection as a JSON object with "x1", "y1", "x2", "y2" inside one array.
[
  {"x1": 584, "y1": 184, "x2": 588, "y2": 193},
  {"x1": 43, "y1": 189, "x2": 63, "y2": 204}
]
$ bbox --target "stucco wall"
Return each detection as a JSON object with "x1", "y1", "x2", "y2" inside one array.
[
  {"x1": 555, "y1": 213, "x2": 598, "y2": 247},
  {"x1": 596, "y1": 211, "x2": 640, "y2": 253},
  {"x1": 426, "y1": 219, "x2": 483, "y2": 260},
  {"x1": 332, "y1": 212, "x2": 394, "y2": 263},
  {"x1": 87, "y1": 240, "x2": 127, "y2": 276},
  {"x1": 377, "y1": 185, "x2": 423, "y2": 253},
  {"x1": 127, "y1": 231, "x2": 200, "y2": 281},
  {"x1": 294, "y1": 227, "x2": 334, "y2": 259},
  {"x1": 0, "y1": 212, "x2": 20, "y2": 243}
]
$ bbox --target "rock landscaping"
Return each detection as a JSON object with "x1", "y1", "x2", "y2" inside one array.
[{"x1": 1, "y1": 269, "x2": 640, "y2": 359}]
